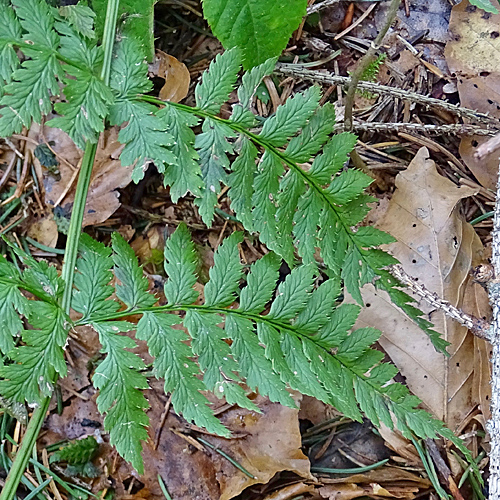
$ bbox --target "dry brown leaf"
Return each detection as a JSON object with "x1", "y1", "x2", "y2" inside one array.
[
  {"x1": 346, "y1": 147, "x2": 491, "y2": 429},
  {"x1": 138, "y1": 390, "x2": 311, "y2": 500},
  {"x1": 27, "y1": 125, "x2": 132, "y2": 227},
  {"x1": 213, "y1": 392, "x2": 312, "y2": 500},
  {"x1": 149, "y1": 49, "x2": 190, "y2": 102},
  {"x1": 445, "y1": 0, "x2": 500, "y2": 190},
  {"x1": 319, "y1": 480, "x2": 421, "y2": 499},
  {"x1": 26, "y1": 212, "x2": 58, "y2": 248},
  {"x1": 377, "y1": 424, "x2": 422, "y2": 467}
]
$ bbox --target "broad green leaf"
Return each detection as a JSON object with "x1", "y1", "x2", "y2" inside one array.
[{"x1": 202, "y1": 0, "x2": 307, "y2": 68}]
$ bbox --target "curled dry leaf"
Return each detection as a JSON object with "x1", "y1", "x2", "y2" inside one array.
[
  {"x1": 148, "y1": 49, "x2": 191, "y2": 102},
  {"x1": 347, "y1": 147, "x2": 491, "y2": 430},
  {"x1": 445, "y1": 0, "x2": 500, "y2": 190},
  {"x1": 27, "y1": 124, "x2": 133, "y2": 227}
]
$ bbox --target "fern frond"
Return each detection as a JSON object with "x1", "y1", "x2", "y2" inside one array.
[
  {"x1": 109, "y1": 37, "x2": 176, "y2": 182},
  {"x1": 91, "y1": 321, "x2": 149, "y2": 474},
  {"x1": 0, "y1": 0, "x2": 61, "y2": 135},
  {"x1": 49, "y1": 436, "x2": 99, "y2": 465},
  {"x1": 0, "y1": 302, "x2": 68, "y2": 403},
  {"x1": 0, "y1": 4, "x2": 22, "y2": 84},
  {"x1": 148, "y1": 52, "x2": 445, "y2": 352},
  {"x1": 75, "y1": 228, "x2": 461, "y2": 471}
]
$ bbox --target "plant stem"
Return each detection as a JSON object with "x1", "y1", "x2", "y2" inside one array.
[
  {"x1": 343, "y1": 0, "x2": 401, "y2": 132},
  {"x1": 0, "y1": 2, "x2": 120, "y2": 499}
]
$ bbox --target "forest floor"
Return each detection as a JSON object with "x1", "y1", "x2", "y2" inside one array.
[{"x1": 1, "y1": 0, "x2": 499, "y2": 499}]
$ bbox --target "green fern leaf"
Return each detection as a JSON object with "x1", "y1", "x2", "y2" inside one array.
[
  {"x1": 0, "y1": 257, "x2": 29, "y2": 353},
  {"x1": 293, "y1": 278, "x2": 341, "y2": 334},
  {"x1": 184, "y1": 310, "x2": 241, "y2": 390},
  {"x1": 0, "y1": 0, "x2": 60, "y2": 135},
  {"x1": 336, "y1": 327, "x2": 381, "y2": 365},
  {"x1": 0, "y1": 5, "x2": 22, "y2": 83},
  {"x1": 314, "y1": 303, "x2": 361, "y2": 347},
  {"x1": 163, "y1": 223, "x2": 199, "y2": 305},
  {"x1": 109, "y1": 38, "x2": 176, "y2": 182},
  {"x1": 285, "y1": 103, "x2": 337, "y2": 163},
  {"x1": 195, "y1": 48, "x2": 241, "y2": 113},
  {"x1": 112, "y1": 233, "x2": 157, "y2": 309},
  {"x1": 308, "y1": 132, "x2": 358, "y2": 183},
  {"x1": 0, "y1": 303, "x2": 68, "y2": 403},
  {"x1": 239, "y1": 252, "x2": 281, "y2": 313},
  {"x1": 227, "y1": 138, "x2": 258, "y2": 229},
  {"x1": 136, "y1": 311, "x2": 229, "y2": 435},
  {"x1": 195, "y1": 119, "x2": 236, "y2": 225},
  {"x1": 58, "y1": 4, "x2": 96, "y2": 39},
  {"x1": 5, "y1": 243, "x2": 65, "y2": 302},
  {"x1": 12, "y1": 0, "x2": 58, "y2": 48},
  {"x1": 158, "y1": 106, "x2": 203, "y2": 201},
  {"x1": 49, "y1": 436, "x2": 98, "y2": 465},
  {"x1": 73, "y1": 234, "x2": 118, "y2": 320},
  {"x1": 231, "y1": 57, "x2": 276, "y2": 126},
  {"x1": 48, "y1": 23, "x2": 113, "y2": 147},
  {"x1": 268, "y1": 265, "x2": 315, "y2": 321},
  {"x1": 92, "y1": 321, "x2": 149, "y2": 474},
  {"x1": 204, "y1": 232, "x2": 243, "y2": 307},
  {"x1": 226, "y1": 315, "x2": 294, "y2": 406},
  {"x1": 259, "y1": 86, "x2": 321, "y2": 146}
]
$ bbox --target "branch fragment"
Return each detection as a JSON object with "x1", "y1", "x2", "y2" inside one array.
[{"x1": 389, "y1": 264, "x2": 492, "y2": 341}]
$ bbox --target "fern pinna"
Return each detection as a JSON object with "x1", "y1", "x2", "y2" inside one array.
[{"x1": 0, "y1": 0, "x2": 473, "y2": 480}]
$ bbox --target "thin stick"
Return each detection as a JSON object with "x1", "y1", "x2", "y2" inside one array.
[
  {"x1": 390, "y1": 264, "x2": 492, "y2": 341},
  {"x1": 275, "y1": 64, "x2": 497, "y2": 126},
  {"x1": 344, "y1": 0, "x2": 401, "y2": 132},
  {"x1": 341, "y1": 121, "x2": 496, "y2": 136},
  {"x1": 334, "y1": 3, "x2": 377, "y2": 41},
  {"x1": 486, "y1": 160, "x2": 500, "y2": 497}
]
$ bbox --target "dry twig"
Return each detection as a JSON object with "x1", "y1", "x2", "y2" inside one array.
[
  {"x1": 275, "y1": 64, "x2": 498, "y2": 126},
  {"x1": 389, "y1": 264, "x2": 492, "y2": 341}
]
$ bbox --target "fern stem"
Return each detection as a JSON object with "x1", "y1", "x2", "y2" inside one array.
[{"x1": 0, "y1": 2, "x2": 121, "y2": 499}]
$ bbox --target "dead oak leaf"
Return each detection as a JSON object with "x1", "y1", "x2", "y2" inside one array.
[{"x1": 346, "y1": 147, "x2": 491, "y2": 429}]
